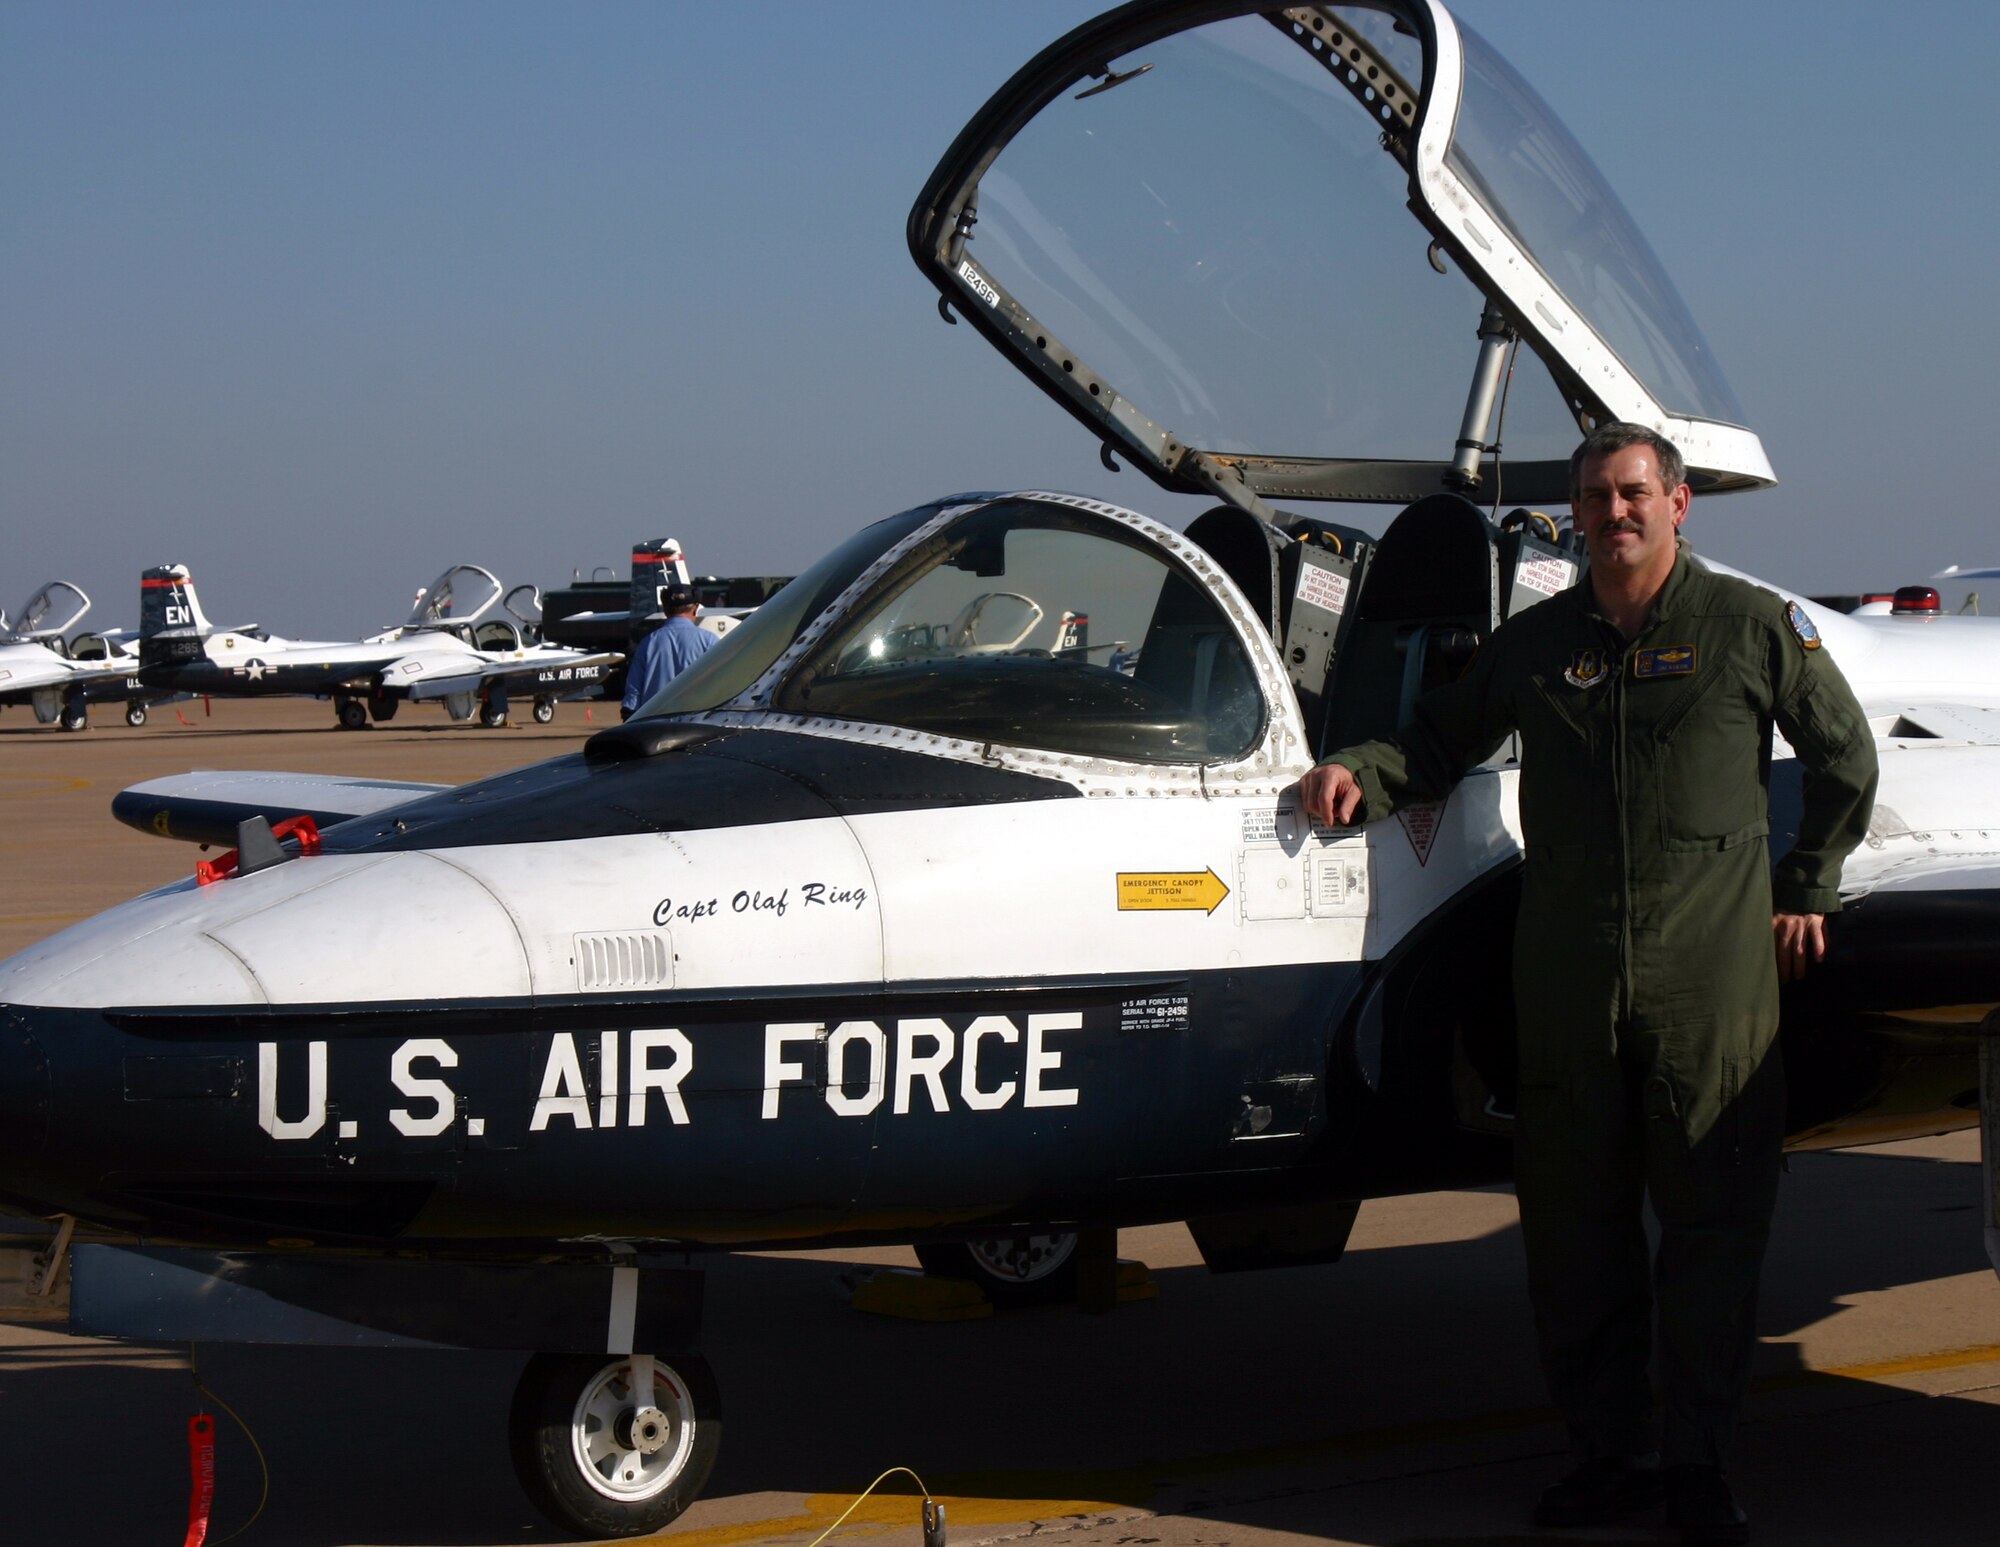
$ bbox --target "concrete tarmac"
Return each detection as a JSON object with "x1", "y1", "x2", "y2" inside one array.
[{"x1": 1, "y1": 700, "x2": 1995, "y2": 1546}]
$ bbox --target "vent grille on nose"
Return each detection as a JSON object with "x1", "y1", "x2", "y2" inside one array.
[{"x1": 573, "y1": 932, "x2": 673, "y2": 991}]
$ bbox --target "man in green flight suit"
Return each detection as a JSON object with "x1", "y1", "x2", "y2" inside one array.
[{"x1": 1297, "y1": 424, "x2": 1877, "y2": 1544}]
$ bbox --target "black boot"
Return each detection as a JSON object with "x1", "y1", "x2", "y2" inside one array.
[
  {"x1": 1664, "y1": 1464, "x2": 1749, "y2": 1544},
  {"x1": 1532, "y1": 1455, "x2": 1663, "y2": 1527}
]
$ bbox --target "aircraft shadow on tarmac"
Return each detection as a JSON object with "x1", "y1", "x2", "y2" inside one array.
[{"x1": 0, "y1": 1146, "x2": 1990, "y2": 1546}]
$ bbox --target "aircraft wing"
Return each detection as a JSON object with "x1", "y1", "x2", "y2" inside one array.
[
  {"x1": 399, "y1": 649, "x2": 623, "y2": 701},
  {"x1": 0, "y1": 662, "x2": 80, "y2": 701},
  {"x1": 1782, "y1": 686, "x2": 2000, "y2": 1024},
  {"x1": 1881, "y1": 703, "x2": 2000, "y2": 740},
  {"x1": 111, "y1": 770, "x2": 449, "y2": 845},
  {"x1": 0, "y1": 648, "x2": 136, "y2": 706}
]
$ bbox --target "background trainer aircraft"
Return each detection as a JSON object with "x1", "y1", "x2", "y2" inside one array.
[
  {"x1": 3, "y1": 2, "x2": 1998, "y2": 1539},
  {"x1": 136, "y1": 561, "x2": 623, "y2": 728},
  {"x1": 0, "y1": 580, "x2": 164, "y2": 732},
  {"x1": 540, "y1": 538, "x2": 768, "y2": 704}
]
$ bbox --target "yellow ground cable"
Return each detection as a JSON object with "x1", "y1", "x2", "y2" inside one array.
[
  {"x1": 188, "y1": 1344, "x2": 271, "y2": 1545},
  {"x1": 803, "y1": 1466, "x2": 933, "y2": 1547}
]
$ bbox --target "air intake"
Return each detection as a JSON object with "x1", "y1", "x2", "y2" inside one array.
[{"x1": 574, "y1": 932, "x2": 674, "y2": 991}]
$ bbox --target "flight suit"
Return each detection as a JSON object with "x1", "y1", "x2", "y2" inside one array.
[{"x1": 1325, "y1": 541, "x2": 1877, "y2": 1466}]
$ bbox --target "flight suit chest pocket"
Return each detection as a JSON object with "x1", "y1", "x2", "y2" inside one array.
[
  {"x1": 1645, "y1": 665, "x2": 1766, "y2": 849},
  {"x1": 1519, "y1": 675, "x2": 1606, "y2": 851},
  {"x1": 1525, "y1": 674, "x2": 1599, "y2": 749}
]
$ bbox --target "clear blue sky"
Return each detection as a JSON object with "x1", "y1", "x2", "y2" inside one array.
[{"x1": 5, "y1": 1, "x2": 1997, "y2": 636}]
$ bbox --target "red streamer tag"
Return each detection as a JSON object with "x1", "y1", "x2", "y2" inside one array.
[{"x1": 184, "y1": 1413, "x2": 216, "y2": 1547}]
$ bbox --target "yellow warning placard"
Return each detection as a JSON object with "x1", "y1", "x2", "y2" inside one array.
[{"x1": 1117, "y1": 869, "x2": 1230, "y2": 914}]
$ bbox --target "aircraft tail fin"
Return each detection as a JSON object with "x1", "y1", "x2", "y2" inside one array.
[
  {"x1": 140, "y1": 564, "x2": 212, "y2": 668},
  {"x1": 628, "y1": 539, "x2": 690, "y2": 632}
]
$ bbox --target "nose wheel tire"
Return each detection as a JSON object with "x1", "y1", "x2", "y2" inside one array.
[
  {"x1": 124, "y1": 703, "x2": 148, "y2": 727},
  {"x1": 915, "y1": 1232, "x2": 1079, "y2": 1307},
  {"x1": 509, "y1": 1351, "x2": 721, "y2": 1539},
  {"x1": 532, "y1": 696, "x2": 556, "y2": 724},
  {"x1": 336, "y1": 698, "x2": 369, "y2": 731}
]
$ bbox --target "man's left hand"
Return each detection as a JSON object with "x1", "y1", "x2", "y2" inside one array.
[{"x1": 1773, "y1": 912, "x2": 1825, "y2": 983}]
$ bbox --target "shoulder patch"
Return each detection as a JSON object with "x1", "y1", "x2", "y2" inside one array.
[{"x1": 1785, "y1": 600, "x2": 1822, "y2": 651}]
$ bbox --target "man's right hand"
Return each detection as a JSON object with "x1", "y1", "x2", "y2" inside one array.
[{"x1": 1296, "y1": 762, "x2": 1363, "y2": 827}]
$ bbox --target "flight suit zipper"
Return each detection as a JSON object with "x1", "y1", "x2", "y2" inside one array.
[{"x1": 1610, "y1": 628, "x2": 1635, "y2": 1037}]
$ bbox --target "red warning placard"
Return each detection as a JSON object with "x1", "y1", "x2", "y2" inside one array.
[{"x1": 1397, "y1": 799, "x2": 1446, "y2": 866}]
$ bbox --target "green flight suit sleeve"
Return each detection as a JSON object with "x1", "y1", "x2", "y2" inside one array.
[
  {"x1": 1319, "y1": 634, "x2": 1515, "y2": 823},
  {"x1": 1768, "y1": 607, "x2": 1878, "y2": 915}
]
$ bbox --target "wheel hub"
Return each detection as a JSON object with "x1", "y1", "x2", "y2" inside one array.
[
  {"x1": 970, "y1": 1232, "x2": 1074, "y2": 1283},
  {"x1": 616, "y1": 1404, "x2": 672, "y2": 1455},
  {"x1": 570, "y1": 1358, "x2": 698, "y2": 1501}
]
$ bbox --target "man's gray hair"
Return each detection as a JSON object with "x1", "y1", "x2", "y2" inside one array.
[{"x1": 1569, "y1": 422, "x2": 1687, "y2": 500}]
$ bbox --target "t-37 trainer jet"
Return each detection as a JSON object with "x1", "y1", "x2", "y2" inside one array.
[
  {"x1": 0, "y1": 580, "x2": 163, "y2": 731},
  {"x1": 135, "y1": 560, "x2": 623, "y2": 728},
  {"x1": 4, "y1": 3, "x2": 1999, "y2": 1538}
]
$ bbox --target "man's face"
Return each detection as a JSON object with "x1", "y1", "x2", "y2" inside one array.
[{"x1": 1573, "y1": 442, "x2": 1690, "y2": 582}]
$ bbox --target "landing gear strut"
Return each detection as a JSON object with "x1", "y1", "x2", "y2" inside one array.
[{"x1": 509, "y1": 1350, "x2": 721, "y2": 1539}]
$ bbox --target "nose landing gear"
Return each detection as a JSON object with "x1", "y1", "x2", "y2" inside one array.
[{"x1": 508, "y1": 1350, "x2": 721, "y2": 1538}]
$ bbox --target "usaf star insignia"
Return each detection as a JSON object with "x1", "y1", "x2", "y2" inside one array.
[
  {"x1": 1785, "y1": 600, "x2": 1822, "y2": 650},
  {"x1": 1563, "y1": 647, "x2": 1607, "y2": 688}
]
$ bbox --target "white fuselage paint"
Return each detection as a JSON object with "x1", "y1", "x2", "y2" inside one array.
[
  {"x1": 0, "y1": 636, "x2": 134, "y2": 698},
  {"x1": 11, "y1": 730, "x2": 2000, "y2": 1022},
  {"x1": 11, "y1": 501, "x2": 2000, "y2": 1050}
]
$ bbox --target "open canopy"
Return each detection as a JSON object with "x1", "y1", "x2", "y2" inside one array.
[
  {"x1": 2, "y1": 580, "x2": 91, "y2": 642},
  {"x1": 909, "y1": 1, "x2": 1772, "y2": 514},
  {"x1": 404, "y1": 565, "x2": 504, "y2": 629}
]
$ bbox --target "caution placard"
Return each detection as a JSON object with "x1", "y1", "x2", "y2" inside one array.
[
  {"x1": 1117, "y1": 869, "x2": 1230, "y2": 914},
  {"x1": 1397, "y1": 798, "x2": 1446, "y2": 867}
]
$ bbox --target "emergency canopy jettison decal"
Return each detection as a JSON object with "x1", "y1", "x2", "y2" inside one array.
[{"x1": 908, "y1": 0, "x2": 1773, "y2": 514}]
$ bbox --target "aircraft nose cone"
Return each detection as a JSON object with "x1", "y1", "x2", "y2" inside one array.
[{"x1": 0, "y1": 1012, "x2": 53, "y2": 1166}]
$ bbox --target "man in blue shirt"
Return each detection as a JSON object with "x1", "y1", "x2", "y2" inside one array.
[{"x1": 620, "y1": 582, "x2": 717, "y2": 718}]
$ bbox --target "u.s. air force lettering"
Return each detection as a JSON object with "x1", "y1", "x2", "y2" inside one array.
[{"x1": 254, "y1": 1012, "x2": 1081, "y2": 1143}]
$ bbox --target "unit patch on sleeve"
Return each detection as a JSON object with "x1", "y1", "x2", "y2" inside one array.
[
  {"x1": 1785, "y1": 600, "x2": 1823, "y2": 650},
  {"x1": 1631, "y1": 644, "x2": 1696, "y2": 680},
  {"x1": 1563, "y1": 648, "x2": 1607, "y2": 689}
]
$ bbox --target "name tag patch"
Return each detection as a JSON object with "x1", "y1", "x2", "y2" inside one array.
[{"x1": 1632, "y1": 645, "x2": 1697, "y2": 679}]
